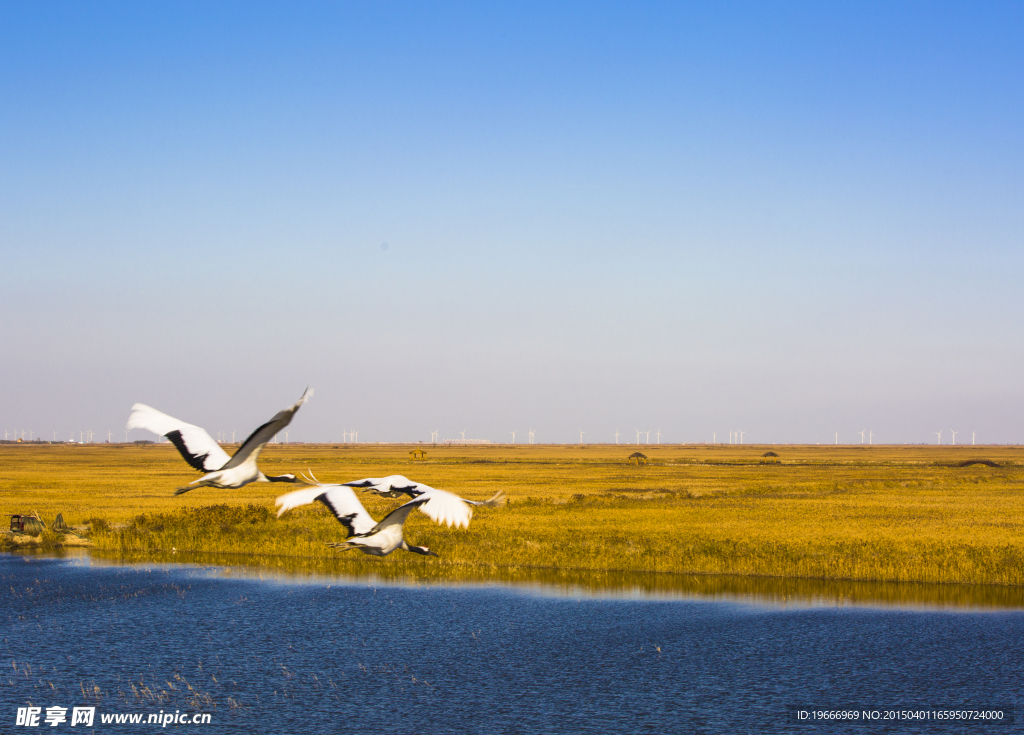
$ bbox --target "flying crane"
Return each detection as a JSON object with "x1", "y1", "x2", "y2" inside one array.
[{"x1": 127, "y1": 388, "x2": 311, "y2": 494}]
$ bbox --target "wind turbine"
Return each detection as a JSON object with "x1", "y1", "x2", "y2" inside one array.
[
  {"x1": 712, "y1": 432, "x2": 716, "y2": 443},
  {"x1": 510, "y1": 431, "x2": 515, "y2": 444},
  {"x1": 283, "y1": 431, "x2": 289, "y2": 443},
  {"x1": 460, "y1": 430, "x2": 466, "y2": 443},
  {"x1": 53, "y1": 430, "x2": 57, "y2": 442},
  {"x1": 934, "y1": 430, "x2": 942, "y2": 445},
  {"x1": 858, "y1": 430, "x2": 866, "y2": 444},
  {"x1": 869, "y1": 429, "x2": 873, "y2": 445},
  {"x1": 614, "y1": 430, "x2": 620, "y2": 444},
  {"x1": 635, "y1": 429, "x2": 640, "y2": 445},
  {"x1": 950, "y1": 429, "x2": 957, "y2": 446},
  {"x1": 579, "y1": 430, "x2": 584, "y2": 444},
  {"x1": 351, "y1": 430, "x2": 359, "y2": 443},
  {"x1": 835, "y1": 432, "x2": 838, "y2": 445},
  {"x1": 29, "y1": 430, "x2": 34, "y2": 441},
  {"x1": 431, "y1": 430, "x2": 439, "y2": 444},
  {"x1": 528, "y1": 429, "x2": 535, "y2": 444},
  {"x1": 656, "y1": 430, "x2": 661, "y2": 444},
  {"x1": 232, "y1": 431, "x2": 236, "y2": 443},
  {"x1": 972, "y1": 430, "x2": 976, "y2": 446},
  {"x1": 644, "y1": 430, "x2": 651, "y2": 444},
  {"x1": 107, "y1": 430, "x2": 113, "y2": 443},
  {"x1": 737, "y1": 430, "x2": 746, "y2": 444}
]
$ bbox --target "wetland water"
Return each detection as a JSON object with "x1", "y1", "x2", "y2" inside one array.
[{"x1": 2, "y1": 553, "x2": 1022, "y2": 734}]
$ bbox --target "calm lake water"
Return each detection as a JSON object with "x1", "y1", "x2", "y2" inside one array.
[{"x1": 2, "y1": 553, "x2": 1022, "y2": 734}]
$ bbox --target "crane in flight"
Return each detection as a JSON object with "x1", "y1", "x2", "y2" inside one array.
[
  {"x1": 339, "y1": 474, "x2": 505, "y2": 510},
  {"x1": 127, "y1": 388, "x2": 311, "y2": 494},
  {"x1": 275, "y1": 478, "x2": 482, "y2": 557}
]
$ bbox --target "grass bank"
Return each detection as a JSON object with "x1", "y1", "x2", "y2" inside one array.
[{"x1": 1, "y1": 442, "x2": 1022, "y2": 586}]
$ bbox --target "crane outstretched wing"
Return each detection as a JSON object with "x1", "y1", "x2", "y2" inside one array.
[
  {"x1": 275, "y1": 484, "x2": 375, "y2": 537},
  {"x1": 371, "y1": 498, "x2": 425, "y2": 533},
  {"x1": 368, "y1": 489, "x2": 474, "y2": 533},
  {"x1": 126, "y1": 403, "x2": 231, "y2": 472},
  {"x1": 223, "y1": 388, "x2": 312, "y2": 469},
  {"x1": 401, "y1": 488, "x2": 474, "y2": 529}
]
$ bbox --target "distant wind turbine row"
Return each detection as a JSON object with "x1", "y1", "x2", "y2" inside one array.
[
  {"x1": 934, "y1": 429, "x2": 975, "y2": 445},
  {"x1": 1, "y1": 421, "x2": 989, "y2": 446},
  {"x1": 426, "y1": 428, "x2": 986, "y2": 446}
]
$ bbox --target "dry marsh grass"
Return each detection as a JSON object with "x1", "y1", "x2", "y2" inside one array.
[{"x1": 1, "y1": 442, "x2": 1022, "y2": 586}]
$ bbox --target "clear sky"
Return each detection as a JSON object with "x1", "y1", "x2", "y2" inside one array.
[{"x1": 1, "y1": 1, "x2": 1022, "y2": 445}]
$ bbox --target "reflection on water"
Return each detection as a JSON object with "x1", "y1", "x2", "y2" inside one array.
[{"x1": 35, "y1": 547, "x2": 1020, "y2": 610}]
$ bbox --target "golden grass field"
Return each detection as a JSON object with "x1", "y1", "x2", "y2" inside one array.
[{"x1": 2, "y1": 442, "x2": 1023, "y2": 595}]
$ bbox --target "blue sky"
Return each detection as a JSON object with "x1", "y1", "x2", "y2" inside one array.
[{"x1": 1, "y1": 1, "x2": 1022, "y2": 444}]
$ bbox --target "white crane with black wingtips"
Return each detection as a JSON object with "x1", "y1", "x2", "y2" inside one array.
[
  {"x1": 126, "y1": 388, "x2": 312, "y2": 494},
  {"x1": 275, "y1": 477, "x2": 482, "y2": 557},
  {"x1": 340, "y1": 474, "x2": 505, "y2": 510}
]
